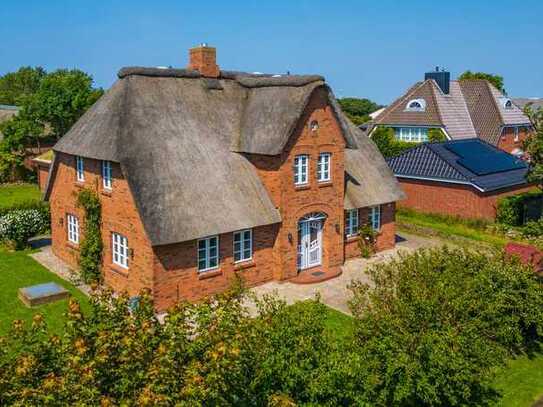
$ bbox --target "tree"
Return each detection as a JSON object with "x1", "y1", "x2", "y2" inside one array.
[
  {"x1": 459, "y1": 70, "x2": 505, "y2": 93},
  {"x1": 338, "y1": 97, "x2": 381, "y2": 126},
  {"x1": 0, "y1": 66, "x2": 46, "y2": 106},
  {"x1": 348, "y1": 247, "x2": 543, "y2": 406},
  {"x1": 370, "y1": 126, "x2": 413, "y2": 158},
  {"x1": 523, "y1": 105, "x2": 543, "y2": 187}
]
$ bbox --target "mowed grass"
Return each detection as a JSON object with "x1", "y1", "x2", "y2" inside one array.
[
  {"x1": 323, "y1": 305, "x2": 543, "y2": 407},
  {"x1": 0, "y1": 246, "x2": 90, "y2": 336},
  {"x1": 0, "y1": 183, "x2": 41, "y2": 210}
]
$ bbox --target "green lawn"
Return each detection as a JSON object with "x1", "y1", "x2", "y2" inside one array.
[
  {"x1": 323, "y1": 305, "x2": 543, "y2": 407},
  {"x1": 397, "y1": 208, "x2": 511, "y2": 249},
  {"x1": 0, "y1": 183, "x2": 41, "y2": 210},
  {"x1": 0, "y1": 246, "x2": 89, "y2": 336}
]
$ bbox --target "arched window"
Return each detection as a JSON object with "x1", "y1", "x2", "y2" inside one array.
[
  {"x1": 405, "y1": 98, "x2": 426, "y2": 112},
  {"x1": 503, "y1": 98, "x2": 513, "y2": 109},
  {"x1": 299, "y1": 212, "x2": 327, "y2": 222}
]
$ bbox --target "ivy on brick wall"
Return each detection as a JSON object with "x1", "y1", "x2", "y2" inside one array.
[{"x1": 76, "y1": 189, "x2": 102, "y2": 283}]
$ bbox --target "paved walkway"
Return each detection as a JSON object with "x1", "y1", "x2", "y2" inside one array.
[{"x1": 250, "y1": 232, "x2": 444, "y2": 314}]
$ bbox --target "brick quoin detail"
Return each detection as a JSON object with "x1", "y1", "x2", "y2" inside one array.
[
  {"x1": 397, "y1": 178, "x2": 537, "y2": 220},
  {"x1": 49, "y1": 87, "x2": 398, "y2": 311}
]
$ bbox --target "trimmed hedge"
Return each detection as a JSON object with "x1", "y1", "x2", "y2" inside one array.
[
  {"x1": 0, "y1": 209, "x2": 50, "y2": 249},
  {"x1": 496, "y1": 191, "x2": 543, "y2": 226}
]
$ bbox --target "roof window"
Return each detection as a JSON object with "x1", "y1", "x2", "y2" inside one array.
[
  {"x1": 503, "y1": 98, "x2": 513, "y2": 109},
  {"x1": 405, "y1": 98, "x2": 426, "y2": 112}
]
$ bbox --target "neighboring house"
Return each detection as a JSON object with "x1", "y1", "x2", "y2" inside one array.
[
  {"x1": 387, "y1": 138, "x2": 535, "y2": 220},
  {"x1": 513, "y1": 98, "x2": 543, "y2": 112},
  {"x1": 371, "y1": 69, "x2": 533, "y2": 154},
  {"x1": 369, "y1": 107, "x2": 385, "y2": 120},
  {"x1": 0, "y1": 104, "x2": 19, "y2": 140},
  {"x1": 45, "y1": 45, "x2": 404, "y2": 311},
  {"x1": 32, "y1": 150, "x2": 53, "y2": 192}
]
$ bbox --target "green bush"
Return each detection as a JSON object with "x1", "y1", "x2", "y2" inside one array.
[
  {"x1": 76, "y1": 189, "x2": 103, "y2": 283},
  {"x1": 0, "y1": 209, "x2": 49, "y2": 249},
  {"x1": 371, "y1": 126, "x2": 415, "y2": 158},
  {"x1": 428, "y1": 128, "x2": 447, "y2": 142},
  {"x1": 0, "y1": 199, "x2": 49, "y2": 217},
  {"x1": 521, "y1": 219, "x2": 543, "y2": 238},
  {"x1": 349, "y1": 247, "x2": 543, "y2": 406},
  {"x1": 496, "y1": 191, "x2": 543, "y2": 226}
]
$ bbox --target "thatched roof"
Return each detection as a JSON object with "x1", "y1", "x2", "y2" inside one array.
[{"x1": 49, "y1": 67, "x2": 403, "y2": 246}]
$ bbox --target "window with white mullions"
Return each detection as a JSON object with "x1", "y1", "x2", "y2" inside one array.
[
  {"x1": 369, "y1": 205, "x2": 381, "y2": 231},
  {"x1": 317, "y1": 153, "x2": 331, "y2": 182},
  {"x1": 102, "y1": 160, "x2": 112, "y2": 189},
  {"x1": 345, "y1": 209, "x2": 359, "y2": 237},
  {"x1": 294, "y1": 155, "x2": 309, "y2": 185},
  {"x1": 233, "y1": 229, "x2": 252, "y2": 263},
  {"x1": 112, "y1": 232, "x2": 129, "y2": 269},
  {"x1": 76, "y1": 156, "x2": 84, "y2": 182},
  {"x1": 67, "y1": 214, "x2": 79, "y2": 244},
  {"x1": 198, "y1": 236, "x2": 219, "y2": 272}
]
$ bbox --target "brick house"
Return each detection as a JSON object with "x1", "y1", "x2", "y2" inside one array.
[
  {"x1": 44, "y1": 45, "x2": 404, "y2": 311},
  {"x1": 387, "y1": 138, "x2": 535, "y2": 220},
  {"x1": 370, "y1": 69, "x2": 533, "y2": 154}
]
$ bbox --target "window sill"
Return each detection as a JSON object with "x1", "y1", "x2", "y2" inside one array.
[
  {"x1": 317, "y1": 181, "x2": 333, "y2": 188},
  {"x1": 345, "y1": 235, "x2": 359, "y2": 243},
  {"x1": 75, "y1": 182, "x2": 85, "y2": 189},
  {"x1": 234, "y1": 260, "x2": 256, "y2": 271},
  {"x1": 101, "y1": 189, "x2": 112, "y2": 197},
  {"x1": 66, "y1": 241, "x2": 79, "y2": 250},
  {"x1": 295, "y1": 184, "x2": 311, "y2": 191},
  {"x1": 110, "y1": 264, "x2": 129, "y2": 277},
  {"x1": 198, "y1": 269, "x2": 222, "y2": 280}
]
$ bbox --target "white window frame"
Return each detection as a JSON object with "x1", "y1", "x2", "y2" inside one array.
[
  {"x1": 233, "y1": 229, "x2": 252, "y2": 263},
  {"x1": 67, "y1": 214, "x2": 79, "y2": 244},
  {"x1": 317, "y1": 153, "x2": 331, "y2": 182},
  {"x1": 112, "y1": 232, "x2": 129, "y2": 269},
  {"x1": 76, "y1": 156, "x2": 84, "y2": 182},
  {"x1": 405, "y1": 98, "x2": 427, "y2": 112},
  {"x1": 102, "y1": 160, "x2": 112, "y2": 190},
  {"x1": 198, "y1": 235, "x2": 219, "y2": 272},
  {"x1": 369, "y1": 205, "x2": 381, "y2": 231},
  {"x1": 294, "y1": 154, "x2": 309, "y2": 185},
  {"x1": 345, "y1": 209, "x2": 359, "y2": 237},
  {"x1": 395, "y1": 127, "x2": 429, "y2": 143}
]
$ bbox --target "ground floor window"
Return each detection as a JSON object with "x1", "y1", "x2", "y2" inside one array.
[
  {"x1": 345, "y1": 209, "x2": 359, "y2": 237},
  {"x1": 112, "y1": 232, "x2": 129, "y2": 269},
  {"x1": 233, "y1": 229, "x2": 252, "y2": 262},
  {"x1": 67, "y1": 214, "x2": 79, "y2": 244},
  {"x1": 394, "y1": 127, "x2": 429, "y2": 142},
  {"x1": 198, "y1": 236, "x2": 219, "y2": 272},
  {"x1": 369, "y1": 205, "x2": 381, "y2": 231}
]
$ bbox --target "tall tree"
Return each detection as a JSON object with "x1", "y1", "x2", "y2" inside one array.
[
  {"x1": 523, "y1": 105, "x2": 543, "y2": 187},
  {"x1": 0, "y1": 66, "x2": 46, "y2": 105},
  {"x1": 338, "y1": 97, "x2": 381, "y2": 125},
  {"x1": 458, "y1": 70, "x2": 505, "y2": 93}
]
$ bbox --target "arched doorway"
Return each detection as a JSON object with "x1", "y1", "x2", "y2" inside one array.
[{"x1": 297, "y1": 212, "x2": 327, "y2": 270}]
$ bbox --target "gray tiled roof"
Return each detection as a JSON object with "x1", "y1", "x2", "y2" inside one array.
[{"x1": 387, "y1": 138, "x2": 529, "y2": 192}]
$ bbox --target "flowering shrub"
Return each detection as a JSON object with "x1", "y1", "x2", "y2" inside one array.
[
  {"x1": 0, "y1": 209, "x2": 49, "y2": 249},
  {"x1": 358, "y1": 224, "x2": 377, "y2": 258}
]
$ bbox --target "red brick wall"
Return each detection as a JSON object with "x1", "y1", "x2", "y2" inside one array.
[
  {"x1": 36, "y1": 163, "x2": 50, "y2": 192},
  {"x1": 397, "y1": 178, "x2": 537, "y2": 220},
  {"x1": 49, "y1": 153, "x2": 155, "y2": 297},
  {"x1": 152, "y1": 224, "x2": 279, "y2": 310},
  {"x1": 498, "y1": 126, "x2": 532, "y2": 153},
  {"x1": 246, "y1": 87, "x2": 347, "y2": 280},
  {"x1": 344, "y1": 202, "x2": 396, "y2": 259}
]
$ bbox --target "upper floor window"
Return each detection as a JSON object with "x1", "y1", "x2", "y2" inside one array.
[
  {"x1": 501, "y1": 98, "x2": 513, "y2": 109},
  {"x1": 76, "y1": 156, "x2": 84, "y2": 182},
  {"x1": 369, "y1": 205, "x2": 381, "y2": 231},
  {"x1": 198, "y1": 235, "x2": 219, "y2": 272},
  {"x1": 317, "y1": 153, "x2": 331, "y2": 182},
  {"x1": 294, "y1": 155, "x2": 309, "y2": 185},
  {"x1": 405, "y1": 98, "x2": 426, "y2": 112},
  {"x1": 67, "y1": 214, "x2": 79, "y2": 244},
  {"x1": 345, "y1": 209, "x2": 359, "y2": 237},
  {"x1": 309, "y1": 120, "x2": 319, "y2": 132},
  {"x1": 233, "y1": 229, "x2": 252, "y2": 263},
  {"x1": 395, "y1": 127, "x2": 429, "y2": 143},
  {"x1": 102, "y1": 160, "x2": 112, "y2": 190},
  {"x1": 112, "y1": 232, "x2": 129, "y2": 269}
]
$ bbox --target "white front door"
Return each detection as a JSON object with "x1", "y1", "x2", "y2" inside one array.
[{"x1": 297, "y1": 219, "x2": 322, "y2": 270}]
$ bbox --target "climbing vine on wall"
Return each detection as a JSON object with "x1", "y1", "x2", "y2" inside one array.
[
  {"x1": 76, "y1": 189, "x2": 103, "y2": 283},
  {"x1": 358, "y1": 224, "x2": 377, "y2": 259}
]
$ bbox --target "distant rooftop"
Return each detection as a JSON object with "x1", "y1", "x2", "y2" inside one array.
[
  {"x1": 387, "y1": 138, "x2": 529, "y2": 192},
  {"x1": 0, "y1": 104, "x2": 19, "y2": 111}
]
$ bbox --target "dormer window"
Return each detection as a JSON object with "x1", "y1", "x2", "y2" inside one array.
[
  {"x1": 405, "y1": 98, "x2": 426, "y2": 112},
  {"x1": 309, "y1": 120, "x2": 319, "y2": 132},
  {"x1": 503, "y1": 98, "x2": 513, "y2": 109}
]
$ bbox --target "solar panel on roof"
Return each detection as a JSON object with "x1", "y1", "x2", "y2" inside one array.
[{"x1": 445, "y1": 141, "x2": 526, "y2": 176}]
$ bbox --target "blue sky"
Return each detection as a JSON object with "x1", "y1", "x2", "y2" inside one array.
[{"x1": 1, "y1": 0, "x2": 541, "y2": 104}]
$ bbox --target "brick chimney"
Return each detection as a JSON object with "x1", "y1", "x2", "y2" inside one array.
[{"x1": 188, "y1": 43, "x2": 220, "y2": 78}]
